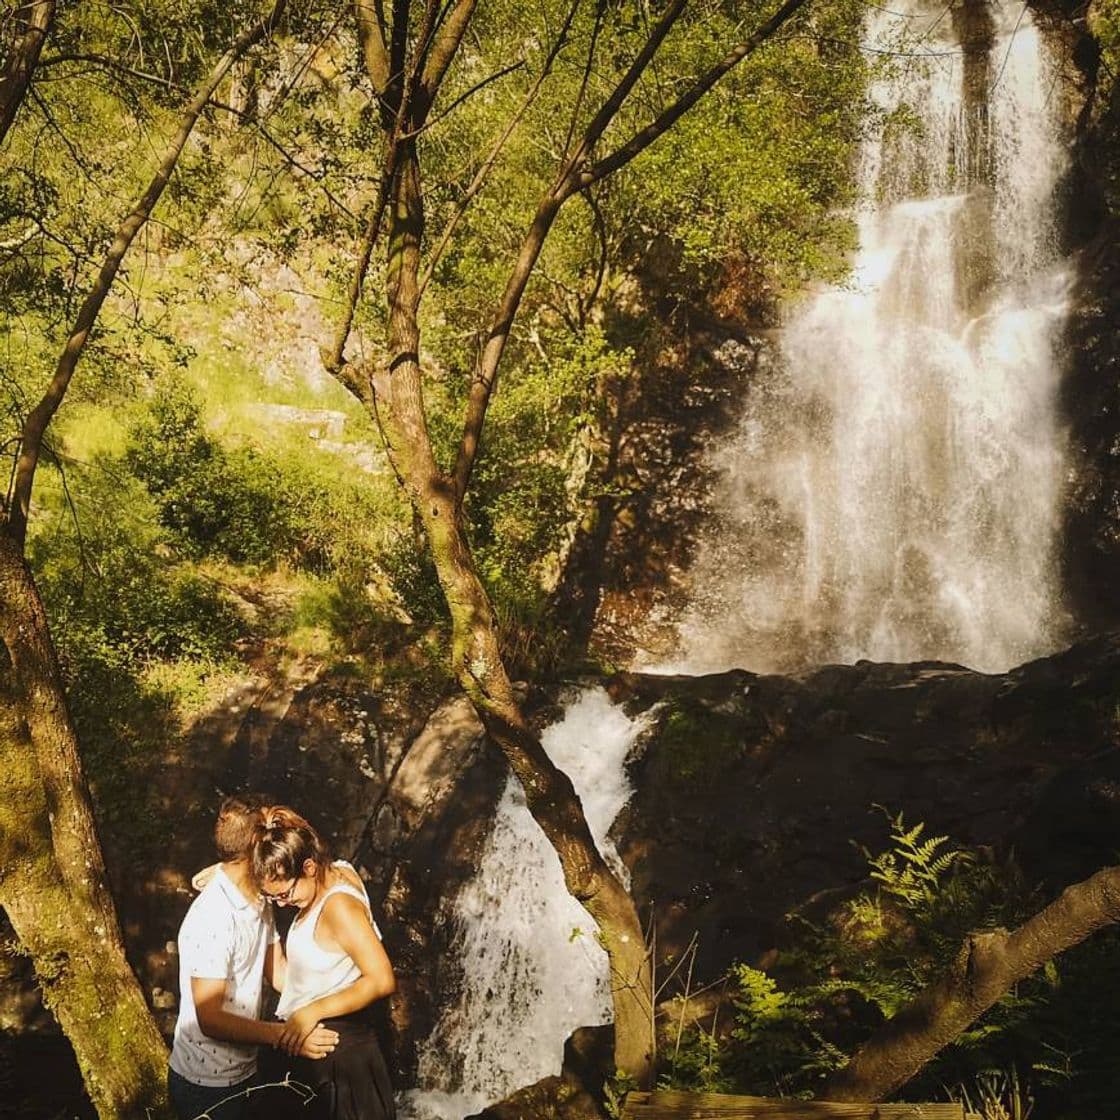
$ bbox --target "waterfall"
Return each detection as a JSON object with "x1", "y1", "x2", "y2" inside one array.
[
  {"x1": 400, "y1": 6, "x2": 1077, "y2": 1115},
  {"x1": 401, "y1": 689, "x2": 652, "y2": 1120},
  {"x1": 670, "y1": 0, "x2": 1072, "y2": 675}
]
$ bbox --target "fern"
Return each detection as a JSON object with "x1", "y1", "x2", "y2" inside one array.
[
  {"x1": 865, "y1": 807, "x2": 972, "y2": 914},
  {"x1": 662, "y1": 812, "x2": 1120, "y2": 1114}
]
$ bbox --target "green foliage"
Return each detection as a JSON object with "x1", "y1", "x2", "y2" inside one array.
[
  {"x1": 660, "y1": 813, "x2": 1120, "y2": 1114},
  {"x1": 604, "y1": 1070, "x2": 640, "y2": 1120},
  {"x1": 31, "y1": 472, "x2": 245, "y2": 666},
  {"x1": 1091, "y1": 0, "x2": 1120, "y2": 100},
  {"x1": 648, "y1": 695, "x2": 743, "y2": 790},
  {"x1": 1, "y1": 0, "x2": 876, "y2": 699},
  {"x1": 464, "y1": 326, "x2": 632, "y2": 661},
  {"x1": 867, "y1": 814, "x2": 966, "y2": 905},
  {"x1": 27, "y1": 465, "x2": 245, "y2": 863},
  {"x1": 125, "y1": 377, "x2": 320, "y2": 567}
]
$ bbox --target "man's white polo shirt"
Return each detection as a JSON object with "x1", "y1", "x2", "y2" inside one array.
[{"x1": 169, "y1": 866, "x2": 277, "y2": 1087}]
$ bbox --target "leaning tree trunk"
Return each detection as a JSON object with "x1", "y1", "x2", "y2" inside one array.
[
  {"x1": 370, "y1": 146, "x2": 654, "y2": 1082},
  {"x1": 825, "y1": 864, "x2": 1120, "y2": 1102},
  {"x1": 0, "y1": 527, "x2": 170, "y2": 1118},
  {"x1": 0, "y1": 0, "x2": 56, "y2": 145}
]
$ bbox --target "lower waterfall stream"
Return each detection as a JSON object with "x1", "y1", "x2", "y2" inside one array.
[{"x1": 401, "y1": 690, "x2": 652, "y2": 1119}]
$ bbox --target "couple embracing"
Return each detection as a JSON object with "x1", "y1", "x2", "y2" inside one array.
[{"x1": 168, "y1": 794, "x2": 396, "y2": 1120}]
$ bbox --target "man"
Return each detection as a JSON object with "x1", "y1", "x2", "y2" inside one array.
[{"x1": 168, "y1": 793, "x2": 339, "y2": 1120}]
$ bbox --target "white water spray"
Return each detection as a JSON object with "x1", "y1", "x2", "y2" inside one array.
[
  {"x1": 402, "y1": 690, "x2": 652, "y2": 1119},
  {"x1": 672, "y1": 0, "x2": 1072, "y2": 675}
]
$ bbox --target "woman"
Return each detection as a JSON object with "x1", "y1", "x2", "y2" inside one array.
[{"x1": 252, "y1": 807, "x2": 396, "y2": 1120}]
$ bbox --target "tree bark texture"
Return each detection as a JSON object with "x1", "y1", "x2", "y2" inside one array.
[
  {"x1": 0, "y1": 7, "x2": 290, "y2": 1113},
  {"x1": 0, "y1": 527, "x2": 170, "y2": 1119},
  {"x1": 368, "y1": 146, "x2": 654, "y2": 1081},
  {"x1": 825, "y1": 865, "x2": 1120, "y2": 1102},
  {"x1": 0, "y1": 0, "x2": 55, "y2": 145}
]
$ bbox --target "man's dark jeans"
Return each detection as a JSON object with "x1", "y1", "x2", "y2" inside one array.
[{"x1": 167, "y1": 1067, "x2": 254, "y2": 1120}]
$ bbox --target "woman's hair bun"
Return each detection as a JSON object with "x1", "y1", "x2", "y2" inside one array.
[{"x1": 260, "y1": 805, "x2": 310, "y2": 832}]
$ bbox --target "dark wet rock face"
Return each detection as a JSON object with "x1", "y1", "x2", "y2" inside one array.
[
  {"x1": 612, "y1": 632, "x2": 1120, "y2": 979},
  {"x1": 552, "y1": 318, "x2": 772, "y2": 664},
  {"x1": 468, "y1": 1027, "x2": 613, "y2": 1120},
  {"x1": 1062, "y1": 19, "x2": 1120, "y2": 628}
]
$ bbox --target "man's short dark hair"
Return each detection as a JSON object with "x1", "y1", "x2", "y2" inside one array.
[{"x1": 214, "y1": 792, "x2": 270, "y2": 862}]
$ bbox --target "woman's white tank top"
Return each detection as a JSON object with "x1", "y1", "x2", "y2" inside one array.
[{"x1": 276, "y1": 861, "x2": 382, "y2": 1020}]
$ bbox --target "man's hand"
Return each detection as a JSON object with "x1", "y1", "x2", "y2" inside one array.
[
  {"x1": 296, "y1": 1023, "x2": 339, "y2": 1061},
  {"x1": 191, "y1": 863, "x2": 219, "y2": 892},
  {"x1": 277, "y1": 1005, "x2": 323, "y2": 1055}
]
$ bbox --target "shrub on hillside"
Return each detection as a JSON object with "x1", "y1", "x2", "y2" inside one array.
[{"x1": 126, "y1": 379, "x2": 312, "y2": 566}]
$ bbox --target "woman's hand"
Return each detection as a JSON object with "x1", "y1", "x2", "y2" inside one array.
[{"x1": 277, "y1": 1005, "x2": 323, "y2": 1056}]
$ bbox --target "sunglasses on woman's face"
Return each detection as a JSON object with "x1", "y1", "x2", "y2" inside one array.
[{"x1": 260, "y1": 879, "x2": 298, "y2": 903}]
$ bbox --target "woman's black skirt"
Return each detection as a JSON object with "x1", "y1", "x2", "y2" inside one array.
[{"x1": 254, "y1": 1013, "x2": 395, "y2": 1120}]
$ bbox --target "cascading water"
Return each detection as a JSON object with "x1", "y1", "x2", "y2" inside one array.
[
  {"x1": 670, "y1": 0, "x2": 1072, "y2": 675},
  {"x1": 401, "y1": 690, "x2": 652, "y2": 1119}
]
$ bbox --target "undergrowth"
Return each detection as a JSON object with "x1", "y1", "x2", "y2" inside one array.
[{"x1": 660, "y1": 810, "x2": 1120, "y2": 1118}]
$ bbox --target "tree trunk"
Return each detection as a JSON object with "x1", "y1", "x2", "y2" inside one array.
[
  {"x1": 0, "y1": 527, "x2": 170, "y2": 1119},
  {"x1": 0, "y1": 0, "x2": 55, "y2": 145},
  {"x1": 371, "y1": 145, "x2": 654, "y2": 1082},
  {"x1": 825, "y1": 865, "x2": 1120, "y2": 1103}
]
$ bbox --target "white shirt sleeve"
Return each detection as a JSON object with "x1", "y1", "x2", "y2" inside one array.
[{"x1": 181, "y1": 904, "x2": 236, "y2": 980}]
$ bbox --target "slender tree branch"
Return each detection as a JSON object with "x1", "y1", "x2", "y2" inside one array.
[
  {"x1": 451, "y1": 0, "x2": 688, "y2": 500},
  {"x1": 208, "y1": 97, "x2": 358, "y2": 219},
  {"x1": 417, "y1": 0, "x2": 478, "y2": 119},
  {"x1": 561, "y1": 0, "x2": 603, "y2": 160},
  {"x1": 401, "y1": 0, "x2": 443, "y2": 116},
  {"x1": 404, "y1": 57, "x2": 524, "y2": 139},
  {"x1": 7, "y1": 0, "x2": 290, "y2": 549},
  {"x1": 27, "y1": 86, "x2": 103, "y2": 188},
  {"x1": 557, "y1": 0, "x2": 688, "y2": 184},
  {"x1": 354, "y1": 0, "x2": 392, "y2": 95},
  {"x1": 418, "y1": 0, "x2": 580, "y2": 297},
  {"x1": 330, "y1": 0, "x2": 453, "y2": 375},
  {"x1": 38, "y1": 51, "x2": 184, "y2": 92},
  {"x1": 0, "y1": 0, "x2": 56, "y2": 145},
  {"x1": 574, "y1": 0, "x2": 811, "y2": 192},
  {"x1": 323, "y1": 171, "x2": 393, "y2": 372},
  {"x1": 581, "y1": 187, "x2": 609, "y2": 326},
  {"x1": 327, "y1": 0, "x2": 423, "y2": 376},
  {"x1": 388, "y1": 0, "x2": 411, "y2": 113}
]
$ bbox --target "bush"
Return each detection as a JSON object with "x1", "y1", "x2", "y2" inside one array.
[{"x1": 126, "y1": 377, "x2": 314, "y2": 566}]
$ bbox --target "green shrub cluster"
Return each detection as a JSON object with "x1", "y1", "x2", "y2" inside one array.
[{"x1": 125, "y1": 378, "x2": 328, "y2": 568}]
